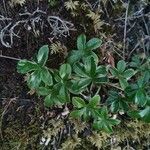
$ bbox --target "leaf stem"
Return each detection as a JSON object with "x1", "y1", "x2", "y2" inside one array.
[{"x1": 105, "y1": 83, "x2": 123, "y2": 91}]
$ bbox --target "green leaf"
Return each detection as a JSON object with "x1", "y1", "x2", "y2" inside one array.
[
  {"x1": 110, "y1": 68, "x2": 119, "y2": 77},
  {"x1": 135, "y1": 90, "x2": 147, "y2": 106},
  {"x1": 70, "y1": 110, "x2": 84, "y2": 118},
  {"x1": 139, "y1": 107, "x2": 150, "y2": 123},
  {"x1": 119, "y1": 78, "x2": 128, "y2": 89},
  {"x1": 72, "y1": 97, "x2": 85, "y2": 108},
  {"x1": 44, "y1": 94, "x2": 54, "y2": 107},
  {"x1": 73, "y1": 63, "x2": 88, "y2": 77},
  {"x1": 27, "y1": 70, "x2": 41, "y2": 88},
  {"x1": 77, "y1": 34, "x2": 86, "y2": 51},
  {"x1": 93, "y1": 117, "x2": 120, "y2": 133},
  {"x1": 123, "y1": 69, "x2": 135, "y2": 80},
  {"x1": 119, "y1": 79, "x2": 128, "y2": 89},
  {"x1": 58, "y1": 85, "x2": 70, "y2": 103},
  {"x1": 41, "y1": 68, "x2": 53, "y2": 86},
  {"x1": 17, "y1": 60, "x2": 38, "y2": 74},
  {"x1": 37, "y1": 87, "x2": 51, "y2": 96},
  {"x1": 89, "y1": 95, "x2": 100, "y2": 107},
  {"x1": 37, "y1": 45, "x2": 49, "y2": 66},
  {"x1": 70, "y1": 78, "x2": 91, "y2": 94},
  {"x1": 67, "y1": 50, "x2": 82, "y2": 65},
  {"x1": 86, "y1": 38, "x2": 102, "y2": 50},
  {"x1": 117, "y1": 60, "x2": 126, "y2": 73},
  {"x1": 84, "y1": 57, "x2": 96, "y2": 77},
  {"x1": 128, "y1": 110, "x2": 141, "y2": 119},
  {"x1": 59, "y1": 63, "x2": 72, "y2": 79}
]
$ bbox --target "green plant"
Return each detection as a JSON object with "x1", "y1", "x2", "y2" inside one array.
[
  {"x1": 70, "y1": 56, "x2": 108, "y2": 94},
  {"x1": 71, "y1": 95, "x2": 120, "y2": 133},
  {"x1": 110, "y1": 60, "x2": 135, "y2": 89},
  {"x1": 17, "y1": 45, "x2": 53, "y2": 89},
  {"x1": 17, "y1": 34, "x2": 150, "y2": 134},
  {"x1": 67, "y1": 34, "x2": 102, "y2": 65}
]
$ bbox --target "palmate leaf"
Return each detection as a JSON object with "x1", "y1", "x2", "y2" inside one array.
[
  {"x1": 72, "y1": 56, "x2": 108, "y2": 91},
  {"x1": 68, "y1": 34, "x2": 102, "y2": 65},
  {"x1": 71, "y1": 95, "x2": 101, "y2": 121},
  {"x1": 107, "y1": 91, "x2": 129, "y2": 113},
  {"x1": 110, "y1": 60, "x2": 135, "y2": 90},
  {"x1": 93, "y1": 108, "x2": 120, "y2": 133}
]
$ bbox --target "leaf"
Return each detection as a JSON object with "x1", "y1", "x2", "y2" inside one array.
[
  {"x1": 89, "y1": 95, "x2": 100, "y2": 107},
  {"x1": 70, "y1": 78, "x2": 91, "y2": 94},
  {"x1": 135, "y1": 90, "x2": 147, "y2": 106},
  {"x1": 139, "y1": 107, "x2": 150, "y2": 123},
  {"x1": 59, "y1": 63, "x2": 72, "y2": 79},
  {"x1": 123, "y1": 69, "x2": 135, "y2": 80},
  {"x1": 84, "y1": 57, "x2": 96, "y2": 77},
  {"x1": 67, "y1": 50, "x2": 82, "y2": 65},
  {"x1": 37, "y1": 45, "x2": 49, "y2": 66},
  {"x1": 41, "y1": 68, "x2": 53, "y2": 86},
  {"x1": 86, "y1": 38, "x2": 102, "y2": 50},
  {"x1": 58, "y1": 85, "x2": 70, "y2": 103},
  {"x1": 27, "y1": 70, "x2": 41, "y2": 88},
  {"x1": 73, "y1": 63, "x2": 88, "y2": 77},
  {"x1": 17, "y1": 60, "x2": 38, "y2": 74},
  {"x1": 37, "y1": 87, "x2": 51, "y2": 96},
  {"x1": 96, "y1": 66, "x2": 107, "y2": 76},
  {"x1": 93, "y1": 117, "x2": 120, "y2": 133},
  {"x1": 77, "y1": 34, "x2": 86, "y2": 51},
  {"x1": 44, "y1": 94, "x2": 54, "y2": 107},
  {"x1": 72, "y1": 97, "x2": 85, "y2": 108},
  {"x1": 110, "y1": 68, "x2": 119, "y2": 77},
  {"x1": 128, "y1": 110, "x2": 141, "y2": 119},
  {"x1": 117, "y1": 60, "x2": 126, "y2": 73},
  {"x1": 119, "y1": 78, "x2": 128, "y2": 89},
  {"x1": 70, "y1": 110, "x2": 84, "y2": 118}
]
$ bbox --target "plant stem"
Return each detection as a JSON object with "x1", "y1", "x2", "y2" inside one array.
[{"x1": 105, "y1": 83, "x2": 123, "y2": 91}]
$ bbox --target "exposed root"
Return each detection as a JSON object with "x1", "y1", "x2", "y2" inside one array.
[{"x1": 0, "y1": 8, "x2": 75, "y2": 48}]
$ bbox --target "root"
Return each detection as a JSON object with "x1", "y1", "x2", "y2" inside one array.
[{"x1": 0, "y1": 8, "x2": 75, "y2": 48}]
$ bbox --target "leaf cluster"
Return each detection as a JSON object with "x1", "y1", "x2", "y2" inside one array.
[{"x1": 17, "y1": 34, "x2": 150, "y2": 133}]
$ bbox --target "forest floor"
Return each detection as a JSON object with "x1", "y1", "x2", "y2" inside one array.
[{"x1": 0, "y1": 0, "x2": 150, "y2": 149}]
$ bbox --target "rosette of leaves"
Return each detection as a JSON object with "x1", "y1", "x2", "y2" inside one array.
[
  {"x1": 37, "y1": 63, "x2": 72, "y2": 107},
  {"x1": 17, "y1": 45, "x2": 53, "y2": 89},
  {"x1": 70, "y1": 56, "x2": 108, "y2": 94},
  {"x1": 67, "y1": 34, "x2": 102, "y2": 65},
  {"x1": 110, "y1": 60, "x2": 135, "y2": 90}
]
